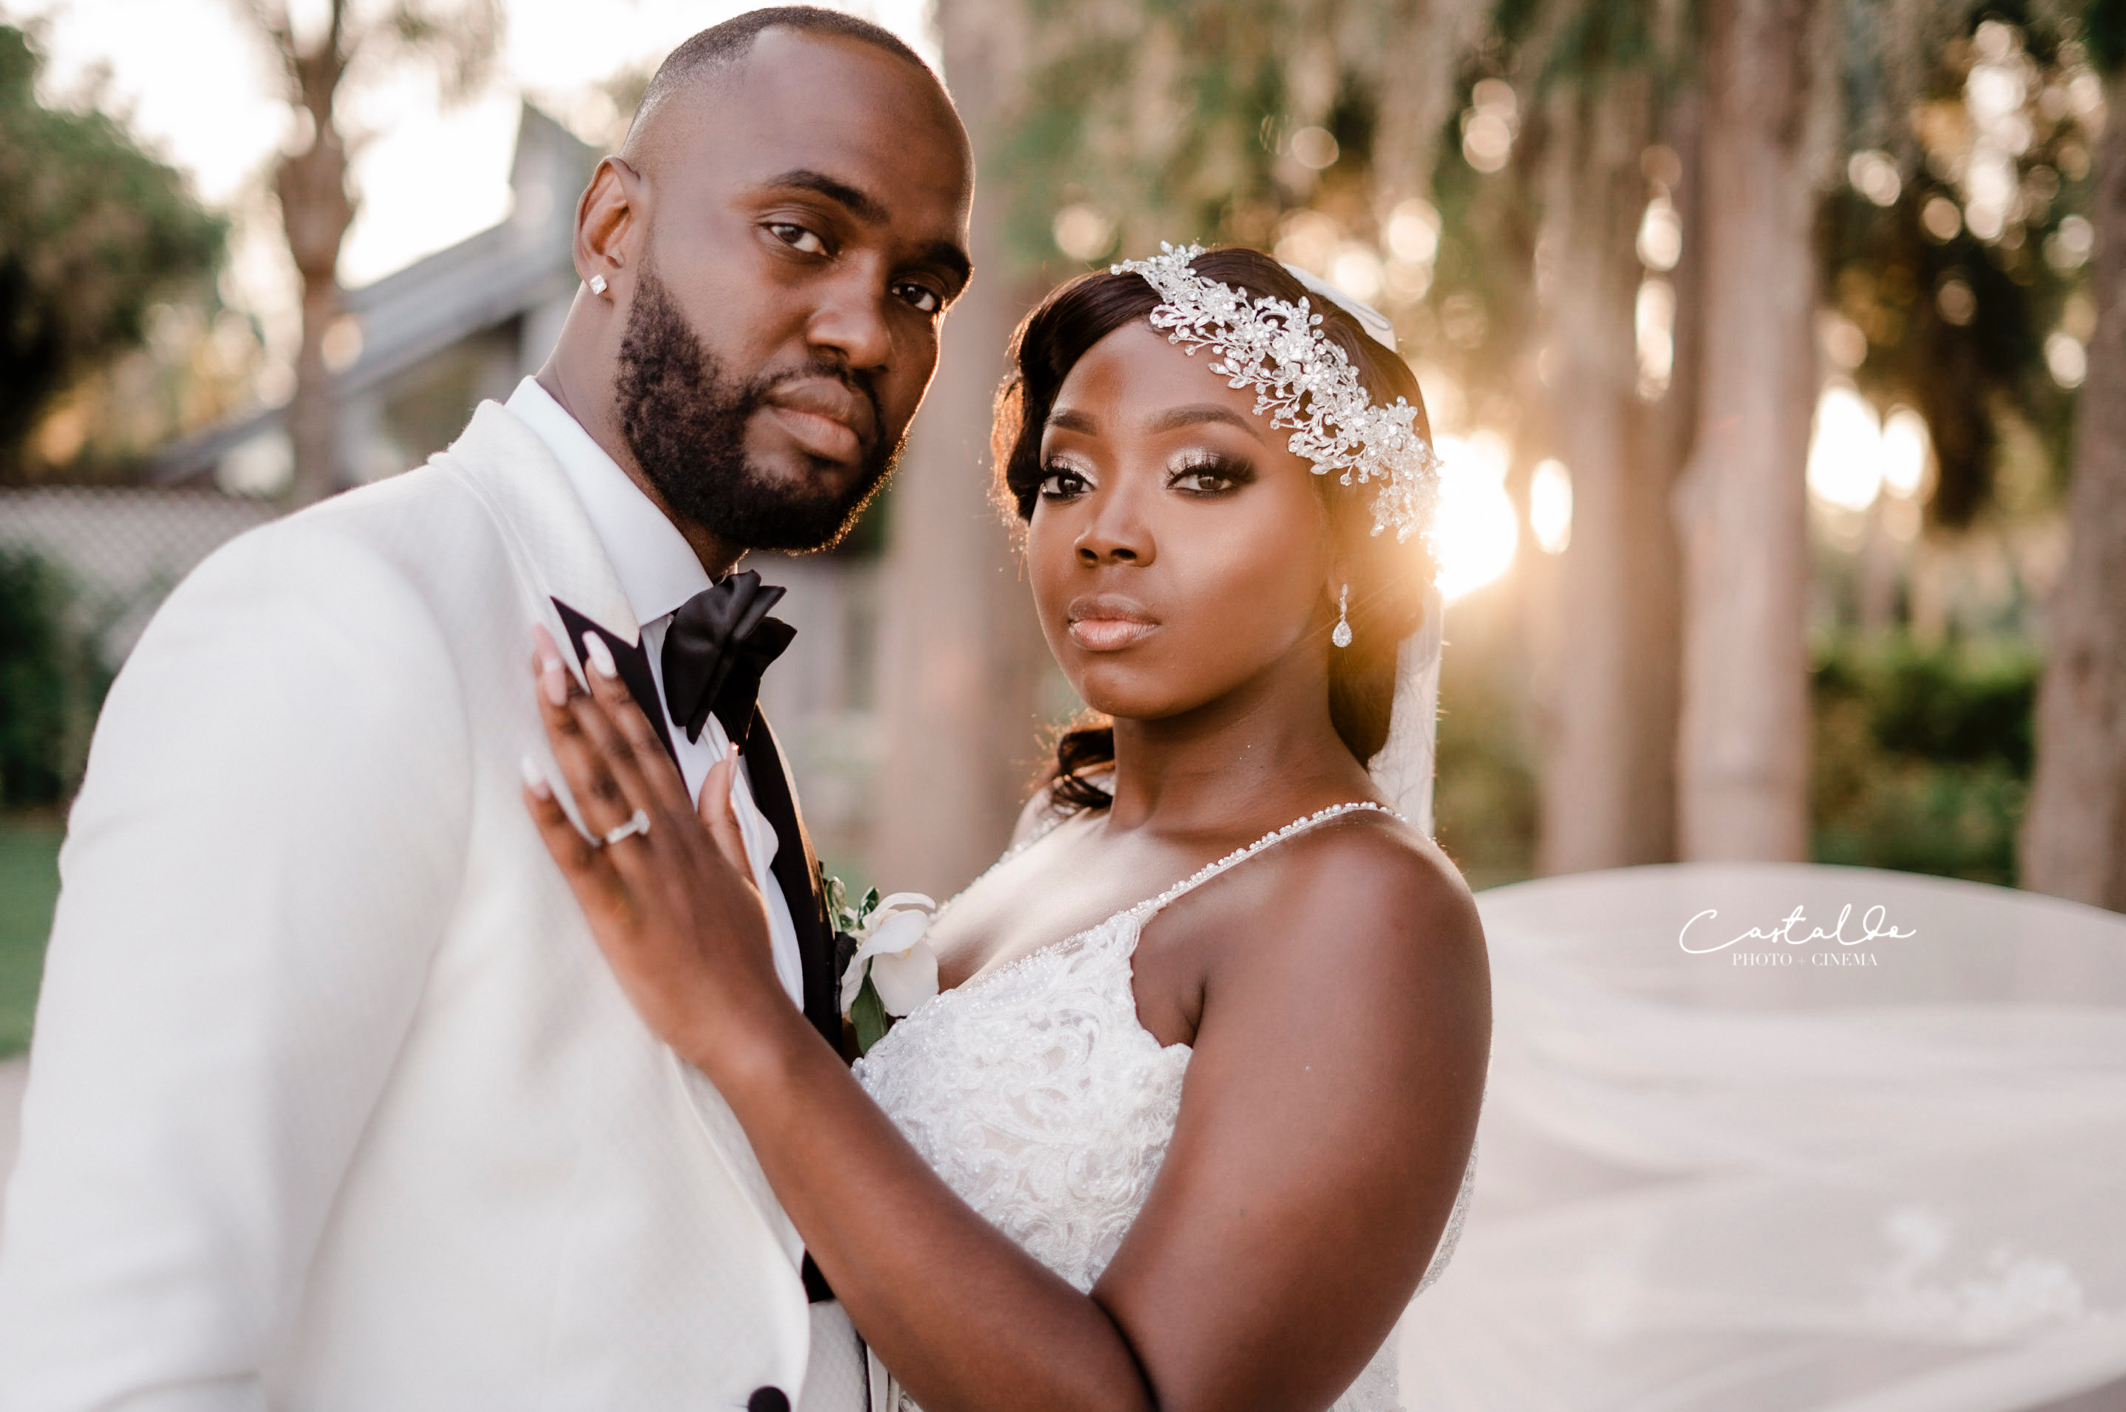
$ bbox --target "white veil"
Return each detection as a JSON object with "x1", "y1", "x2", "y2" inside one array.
[
  {"x1": 1340, "y1": 516, "x2": 2126, "y2": 1412},
  {"x1": 1366, "y1": 585, "x2": 1446, "y2": 836},
  {"x1": 1397, "y1": 865, "x2": 2126, "y2": 1410},
  {"x1": 1361, "y1": 595, "x2": 2126, "y2": 1412}
]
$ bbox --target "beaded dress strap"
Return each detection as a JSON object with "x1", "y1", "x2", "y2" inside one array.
[{"x1": 1131, "y1": 801, "x2": 1403, "y2": 920}]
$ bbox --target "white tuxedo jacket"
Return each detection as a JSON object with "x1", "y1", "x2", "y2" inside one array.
[{"x1": 0, "y1": 403, "x2": 861, "y2": 1411}]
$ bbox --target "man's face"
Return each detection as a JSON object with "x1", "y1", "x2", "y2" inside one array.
[{"x1": 605, "y1": 31, "x2": 973, "y2": 551}]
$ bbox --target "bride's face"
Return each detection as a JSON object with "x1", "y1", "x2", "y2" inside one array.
[{"x1": 1027, "y1": 320, "x2": 1337, "y2": 724}]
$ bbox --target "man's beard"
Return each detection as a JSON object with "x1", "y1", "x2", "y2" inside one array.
[{"x1": 614, "y1": 266, "x2": 900, "y2": 552}]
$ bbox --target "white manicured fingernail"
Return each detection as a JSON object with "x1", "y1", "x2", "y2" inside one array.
[
  {"x1": 520, "y1": 754, "x2": 552, "y2": 799},
  {"x1": 540, "y1": 657, "x2": 568, "y2": 706},
  {"x1": 583, "y1": 633, "x2": 618, "y2": 680}
]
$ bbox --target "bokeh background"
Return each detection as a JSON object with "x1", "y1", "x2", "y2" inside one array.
[{"x1": 2, "y1": 0, "x2": 2122, "y2": 1071}]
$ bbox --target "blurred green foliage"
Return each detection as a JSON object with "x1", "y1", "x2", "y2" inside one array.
[
  {"x1": 0, "y1": 817, "x2": 60, "y2": 1056},
  {"x1": 1432, "y1": 597, "x2": 1542, "y2": 890},
  {"x1": 1430, "y1": 615, "x2": 2039, "y2": 889},
  {"x1": 0, "y1": 22, "x2": 226, "y2": 473},
  {"x1": 0, "y1": 549, "x2": 109, "y2": 808},
  {"x1": 1821, "y1": 12, "x2": 2087, "y2": 528},
  {"x1": 1810, "y1": 632, "x2": 2037, "y2": 885}
]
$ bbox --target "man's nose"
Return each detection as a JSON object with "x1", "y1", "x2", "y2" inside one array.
[{"x1": 805, "y1": 262, "x2": 894, "y2": 373}]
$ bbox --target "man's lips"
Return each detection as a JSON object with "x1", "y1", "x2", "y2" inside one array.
[
  {"x1": 761, "y1": 377, "x2": 876, "y2": 464},
  {"x1": 1066, "y1": 595, "x2": 1160, "y2": 652}
]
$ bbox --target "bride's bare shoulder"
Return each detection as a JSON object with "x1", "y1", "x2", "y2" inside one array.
[
  {"x1": 1174, "y1": 809, "x2": 1486, "y2": 1006},
  {"x1": 1275, "y1": 813, "x2": 1478, "y2": 950}
]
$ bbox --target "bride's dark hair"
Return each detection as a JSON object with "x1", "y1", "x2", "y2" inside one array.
[{"x1": 993, "y1": 246, "x2": 1436, "y2": 812}]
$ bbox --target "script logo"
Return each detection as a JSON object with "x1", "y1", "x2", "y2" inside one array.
[{"x1": 1680, "y1": 904, "x2": 1915, "y2": 966}]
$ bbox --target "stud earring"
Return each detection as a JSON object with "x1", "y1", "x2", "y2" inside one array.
[
  {"x1": 1332, "y1": 584, "x2": 1353, "y2": 648},
  {"x1": 588, "y1": 274, "x2": 608, "y2": 295}
]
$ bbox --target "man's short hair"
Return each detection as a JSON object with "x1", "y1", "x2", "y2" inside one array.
[{"x1": 625, "y1": 7, "x2": 940, "y2": 156}]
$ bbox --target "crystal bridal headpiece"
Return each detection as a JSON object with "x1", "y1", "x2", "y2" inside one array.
[{"x1": 1109, "y1": 242, "x2": 1442, "y2": 544}]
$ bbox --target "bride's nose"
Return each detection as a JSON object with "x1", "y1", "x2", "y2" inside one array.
[{"x1": 1075, "y1": 483, "x2": 1154, "y2": 566}]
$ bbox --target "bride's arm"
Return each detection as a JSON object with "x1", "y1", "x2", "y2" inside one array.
[
  {"x1": 527, "y1": 652, "x2": 1488, "y2": 1412},
  {"x1": 1094, "y1": 819, "x2": 1489, "y2": 1406}
]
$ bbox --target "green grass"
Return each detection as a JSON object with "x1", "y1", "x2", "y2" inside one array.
[{"x1": 0, "y1": 815, "x2": 62, "y2": 1057}]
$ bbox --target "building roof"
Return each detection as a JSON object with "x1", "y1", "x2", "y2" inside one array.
[{"x1": 150, "y1": 102, "x2": 597, "y2": 485}]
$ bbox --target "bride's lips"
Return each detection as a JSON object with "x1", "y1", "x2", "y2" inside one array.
[
  {"x1": 1066, "y1": 594, "x2": 1160, "y2": 652},
  {"x1": 760, "y1": 377, "x2": 876, "y2": 465}
]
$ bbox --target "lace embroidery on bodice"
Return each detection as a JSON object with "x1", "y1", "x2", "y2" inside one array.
[{"x1": 853, "y1": 802, "x2": 1478, "y2": 1412}]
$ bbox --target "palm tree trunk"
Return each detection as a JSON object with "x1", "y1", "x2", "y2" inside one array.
[
  {"x1": 285, "y1": 267, "x2": 344, "y2": 507},
  {"x1": 2019, "y1": 69, "x2": 2126, "y2": 911},
  {"x1": 1535, "y1": 75, "x2": 1683, "y2": 872},
  {"x1": 1672, "y1": 0, "x2": 1822, "y2": 861},
  {"x1": 871, "y1": 0, "x2": 1049, "y2": 898},
  {"x1": 272, "y1": 15, "x2": 354, "y2": 510}
]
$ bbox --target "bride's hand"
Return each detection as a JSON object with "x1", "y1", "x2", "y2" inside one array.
[{"x1": 519, "y1": 625, "x2": 794, "y2": 1071}]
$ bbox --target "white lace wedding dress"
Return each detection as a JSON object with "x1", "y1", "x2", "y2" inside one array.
[{"x1": 853, "y1": 802, "x2": 1476, "y2": 1412}]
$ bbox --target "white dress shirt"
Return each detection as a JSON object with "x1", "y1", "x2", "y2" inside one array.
[{"x1": 506, "y1": 377, "x2": 807, "y2": 1009}]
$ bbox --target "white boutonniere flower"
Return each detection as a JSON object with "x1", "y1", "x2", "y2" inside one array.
[{"x1": 826, "y1": 881, "x2": 938, "y2": 1055}]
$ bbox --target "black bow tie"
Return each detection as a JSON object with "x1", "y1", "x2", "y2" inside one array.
[{"x1": 661, "y1": 569, "x2": 797, "y2": 748}]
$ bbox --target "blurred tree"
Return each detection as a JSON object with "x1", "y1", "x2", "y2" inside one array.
[
  {"x1": 1503, "y1": 0, "x2": 1696, "y2": 872},
  {"x1": 2022, "y1": 0, "x2": 2126, "y2": 908},
  {"x1": 1825, "y1": 12, "x2": 2083, "y2": 529},
  {"x1": 994, "y1": 0, "x2": 1487, "y2": 265},
  {"x1": 872, "y1": 0, "x2": 1054, "y2": 897},
  {"x1": 0, "y1": 24, "x2": 225, "y2": 479},
  {"x1": 1673, "y1": 0, "x2": 1836, "y2": 861},
  {"x1": 232, "y1": 0, "x2": 501, "y2": 508}
]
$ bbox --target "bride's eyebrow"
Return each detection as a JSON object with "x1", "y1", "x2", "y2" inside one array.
[
  {"x1": 1047, "y1": 407, "x2": 1098, "y2": 433},
  {"x1": 1145, "y1": 404, "x2": 1265, "y2": 442}
]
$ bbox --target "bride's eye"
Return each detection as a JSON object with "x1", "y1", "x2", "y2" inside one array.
[
  {"x1": 1037, "y1": 461, "x2": 1092, "y2": 500},
  {"x1": 1167, "y1": 452, "x2": 1254, "y2": 496}
]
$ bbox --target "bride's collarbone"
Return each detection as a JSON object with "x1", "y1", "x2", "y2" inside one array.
[
  {"x1": 925, "y1": 835, "x2": 1180, "y2": 991},
  {"x1": 928, "y1": 810, "x2": 1385, "y2": 1006}
]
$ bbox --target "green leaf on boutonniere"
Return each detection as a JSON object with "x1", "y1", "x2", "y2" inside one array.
[
  {"x1": 851, "y1": 971, "x2": 891, "y2": 1055},
  {"x1": 824, "y1": 875, "x2": 885, "y2": 938}
]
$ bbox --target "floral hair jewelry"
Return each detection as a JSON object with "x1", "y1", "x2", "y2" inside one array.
[{"x1": 1110, "y1": 243, "x2": 1442, "y2": 543}]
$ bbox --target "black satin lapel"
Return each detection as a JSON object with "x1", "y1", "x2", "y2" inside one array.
[
  {"x1": 744, "y1": 714, "x2": 845, "y2": 1309},
  {"x1": 553, "y1": 600, "x2": 676, "y2": 765},
  {"x1": 737, "y1": 711, "x2": 841, "y2": 1053}
]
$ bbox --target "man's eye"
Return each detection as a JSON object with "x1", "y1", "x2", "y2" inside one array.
[
  {"x1": 768, "y1": 223, "x2": 827, "y2": 255},
  {"x1": 894, "y1": 281, "x2": 944, "y2": 315}
]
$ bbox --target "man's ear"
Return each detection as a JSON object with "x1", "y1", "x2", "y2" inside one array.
[{"x1": 574, "y1": 155, "x2": 642, "y2": 295}]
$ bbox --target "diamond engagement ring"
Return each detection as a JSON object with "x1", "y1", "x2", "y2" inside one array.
[{"x1": 601, "y1": 809, "x2": 652, "y2": 846}]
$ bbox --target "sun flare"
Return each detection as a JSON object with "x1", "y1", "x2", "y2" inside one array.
[{"x1": 1430, "y1": 431, "x2": 1519, "y2": 600}]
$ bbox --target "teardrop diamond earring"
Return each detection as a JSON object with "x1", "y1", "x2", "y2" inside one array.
[{"x1": 1332, "y1": 584, "x2": 1353, "y2": 648}]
